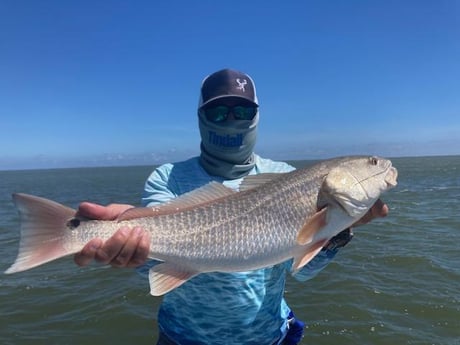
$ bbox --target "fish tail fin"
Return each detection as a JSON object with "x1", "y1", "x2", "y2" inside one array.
[{"x1": 4, "y1": 193, "x2": 77, "y2": 274}]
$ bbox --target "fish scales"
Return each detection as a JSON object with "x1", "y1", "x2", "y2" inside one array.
[{"x1": 131, "y1": 166, "x2": 324, "y2": 270}]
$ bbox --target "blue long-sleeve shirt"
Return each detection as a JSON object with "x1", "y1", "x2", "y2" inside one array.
[{"x1": 138, "y1": 155, "x2": 338, "y2": 345}]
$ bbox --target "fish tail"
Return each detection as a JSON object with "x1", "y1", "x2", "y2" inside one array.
[{"x1": 4, "y1": 193, "x2": 77, "y2": 274}]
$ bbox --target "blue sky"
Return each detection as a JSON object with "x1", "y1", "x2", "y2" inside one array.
[{"x1": 0, "y1": 0, "x2": 459, "y2": 170}]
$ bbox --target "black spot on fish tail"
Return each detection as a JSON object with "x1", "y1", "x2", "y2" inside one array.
[{"x1": 66, "y1": 218, "x2": 81, "y2": 230}]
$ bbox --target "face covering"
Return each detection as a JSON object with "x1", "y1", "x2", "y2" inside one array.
[{"x1": 198, "y1": 111, "x2": 259, "y2": 179}]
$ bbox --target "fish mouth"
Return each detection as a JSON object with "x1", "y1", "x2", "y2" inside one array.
[{"x1": 385, "y1": 166, "x2": 398, "y2": 188}]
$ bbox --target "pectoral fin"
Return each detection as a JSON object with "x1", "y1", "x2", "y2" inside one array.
[
  {"x1": 148, "y1": 262, "x2": 199, "y2": 296},
  {"x1": 292, "y1": 239, "x2": 329, "y2": 273},
  {"x1": 296, "y1": 207, "x2": 328, "y2": 245}
]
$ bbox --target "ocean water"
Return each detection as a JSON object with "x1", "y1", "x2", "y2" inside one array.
[{"x1": 0, "y1": 156, "x2": 459, "y2": 345}]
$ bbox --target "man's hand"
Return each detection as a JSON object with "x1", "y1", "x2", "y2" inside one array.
[
  {"x1": 73, "y1": 202, "x2": 151, "y2": 268},
  {"x1": 354, "y1": 199, "x2": 389, "y2": 227}
]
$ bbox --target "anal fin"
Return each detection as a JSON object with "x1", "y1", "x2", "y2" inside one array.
[{"x1": 149, "y1": 262, "x2": 199, "y2": 296}]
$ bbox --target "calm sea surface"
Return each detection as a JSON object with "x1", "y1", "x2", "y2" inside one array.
[{"x1": 0, "y1": 156, "x2": 459, "y2": 345}]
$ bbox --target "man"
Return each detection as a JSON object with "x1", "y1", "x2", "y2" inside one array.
[{"x1": 75, "y1": 69, "x2": 388, "y2": 344}]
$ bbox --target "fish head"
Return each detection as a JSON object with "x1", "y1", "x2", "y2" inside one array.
[{"x1": 321, "y1": 156, "x2": 398, "y2": 218}]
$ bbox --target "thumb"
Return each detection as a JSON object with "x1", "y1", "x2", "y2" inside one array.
[{"x1": 77, "y1": 202, "x2": 133, "y2": 220}]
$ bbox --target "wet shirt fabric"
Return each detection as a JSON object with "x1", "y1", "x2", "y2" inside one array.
[{"x1": 138, "y1": 155, "x2": 338, "y2": 345}]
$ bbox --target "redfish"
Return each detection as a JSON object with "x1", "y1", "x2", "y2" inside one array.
[{"x1": 5, "y1": 156, "x2": 397, "y2": 296}]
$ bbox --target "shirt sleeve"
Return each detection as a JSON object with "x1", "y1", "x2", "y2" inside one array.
[
  {"x1": 141, "y1": 163, "x2": 177, "y2": 207},
  {"x1": 292, "y1": 248, "x2": 339, "y2": 281}
]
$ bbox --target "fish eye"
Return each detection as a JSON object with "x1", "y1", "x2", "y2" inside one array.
[{"x1": 369, "y1": 156, "x2": 379, "y2": 166}]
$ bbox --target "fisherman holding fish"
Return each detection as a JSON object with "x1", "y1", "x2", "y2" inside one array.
[{"x1": 70, "y1": 69, "x2": 390, "y2": 345}]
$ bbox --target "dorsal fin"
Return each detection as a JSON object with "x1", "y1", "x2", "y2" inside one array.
[
  {"x1": 117, "y1": 181, "x2": 236, "y2": 221},
  {"x1": 239, "y1": 173, "x2": 285, "y2": 192}
]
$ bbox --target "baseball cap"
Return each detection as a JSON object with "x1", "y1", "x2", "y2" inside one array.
[{"x1": 199, "y1": 69, "x2": 258, "y2": 108}]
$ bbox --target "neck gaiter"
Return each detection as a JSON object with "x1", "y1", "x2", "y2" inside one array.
[{"x1": 198, "y1": 112, "x2": 258, "y2": 179}]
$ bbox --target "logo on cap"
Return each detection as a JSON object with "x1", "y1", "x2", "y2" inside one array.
[{"x1": 236, "y1": 78, "x2": 247, "y2": 92}]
